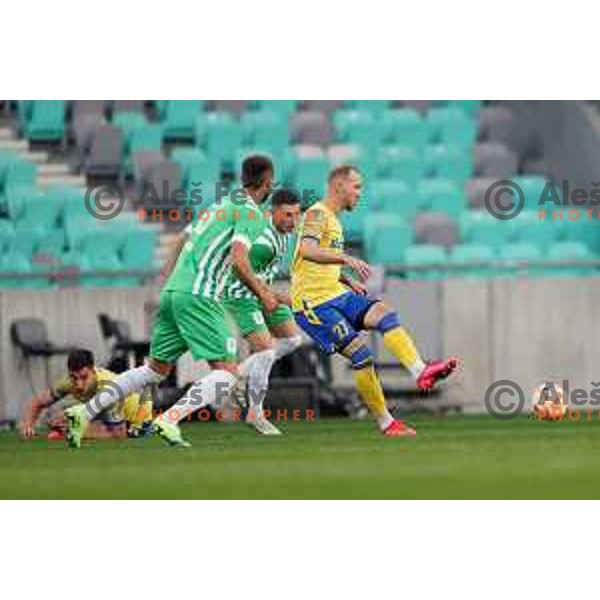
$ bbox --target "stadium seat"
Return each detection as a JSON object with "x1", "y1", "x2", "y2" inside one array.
[
  {"x1": 445, "y1": 100, "x2": 482, "y2": 117},
  {"x1": 449, "y1": 243, "x2": 496, "y2": 279},
  {"x1": 474, "y1": 143, "x2": 518, "y2": 178},
  {"x1": 340, "y1": 198, "x2": 370, "y2": 241},
  {"x1": 160, "y1": 100, "x2": 203, "y2": 140},
  {"x1": 4, "y1": 160, "x2": 37, "y2": 190},
  {"x1": 81, "y1": 124, "x2": 123, "y2": 177},
  {"x1": 289, "y1": 149, "x2": 330, "y2": 204},
  {"x1": 428, "y1": 108, "x2": 477, "y2": 148},
  {"x1": 209, "y1": 100, "x2": 249, "y2": 116},
  {"x1": 414, "y1": 212, "x2": 458, "y2": 248},
  {"x1": 0, "y1": 252, "x2": 32, "y2": 289},
  {"x1": 6, "y1": 224, "x2": 45, "y2": 259},
  {"x1": 513, "y1": 175, "x2": 552, "y2": 210},
  {"x1": 424, "y1": 144, "x2": 473, "y2": 183},
  {"x1": 112, "y1": 100, "x2": 145, "y2": 114},
  {"x1": 241, "y1": 111, "x2": 290, "y2": 156},
  {"x1": 404, "y1": 244, "x2": 448, "y2": 280},
  {"x1": 417, "y1": 179, "x2": 466, "y2": 218},
  {"x1": 345, "y1": 100, "x2": 391, "y2": 115},
  {"x1": 459, "y1": 210, "x2": 515, "y2": 248},
  {"x1": 364, "y1": 214, "x2": 413, "y2": 265},
  {"x1": 22, "y1": 100, "x2": 66, "y2": 142},
  {"x1": 498, "y1": 243, "x2": 543, "y2": 278},
  {"x1": 82, "y1": 251, "x2": 125, "y2": 288},
  {"x1": 301, "y1": 100, "x2": 345, "y2": 113},
  {"x1": 546, "y1": 241, "x2": 596, "y2": 278},
  {"x1": 121, "y1": 230, "x2": 158, "y2": 269},
  {"x1": 112, "y1": 112, "x2": 148, "y2": 137},
  {"x1": 375, "y1": 146, "x2": 423, "y2": 187},
  {"x1": 0, "y1": 219, "x2": 15, "y2": 253},
  {"x1": 195, "y1": 113, "x2": 242, "y2": 169},
  {"x1": 380, "y1": 109, "x2": 429, "y2": 150},
  {"x1": 511, "y1": 210, "x2": 562, "y2": 247},
  {"x1": 369, "y1": 179, "x2": 417, "y2": 217},
  {"x1": 290, "y1": 111, "x2": 333, "y2": 146},
  {"x1": 333, "y1": 109, "x2": 381, "y2": 150},
  {"x1": 252, "y1": 100, "x2": 298, "y2": 118},
  {"x1": 34, "y1": 229, "x2": 66, "y2": 260}
]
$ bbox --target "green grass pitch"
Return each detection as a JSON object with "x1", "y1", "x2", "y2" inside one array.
[{"x1": 2, "y1": 415, "x2": 600, "y2": 499}]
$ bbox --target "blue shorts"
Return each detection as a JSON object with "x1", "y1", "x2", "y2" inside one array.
[{"x1": 294, "y1": 291, "x2": 379, "y2": 355}]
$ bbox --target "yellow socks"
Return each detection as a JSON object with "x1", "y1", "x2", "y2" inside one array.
[
  {"x1": 353, "y1": 365, "x2": 394, "y2": 430},
  {"x1": 382, "y1": 327, "x2": 426, "y2": 379}
]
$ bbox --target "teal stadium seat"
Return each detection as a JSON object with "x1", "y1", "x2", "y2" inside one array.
[
  {"x1": 417, "y1": 179, "x2": 466, "y2": 218},
  {"x1": 34, "y1": 229, "x2": 65, "y2": 259},
  {"x1": 0, "y1": 219, "x2": 15, "y2": 252},
  {"x1": 83, "y1": 252, "x2": 125, "y2": 288},
  {"x1": 369, "y1": 180, "x2": 417, "y2": 217},
  {"x1": 0, "y1": 252, "x2": 32, "y2": 289},
  {"x1": 345, "y1": 100, "x2": 391, "y2": 115},
  {"x1": 460, "y1": 210, "x2": 515, "y2": 248},
  {"x1": 289, "y1": 152, "x2": 329, "y2": 205},
  {"x1": 513, "y1": 175, "x2": 555, "y2": 211},
  {"x1": 241, "y1": 111, "x2": 290, "y2": 157},
  {"x1": 498, "y1": 243, "x2": 543, "y2": 278},
  {"x1": 196, "y1": 113, "x2": 242, "y2": 169},
  {"x1": 112, "y1": 111, "x2": 148, "y2": 137},
  {"x1": 22, "y1": 100, "x2": 66, "y2": 142},
  {"x1": 428, "y1": 108, "x2": 477, "y2": 148},
  {"x1": 124, "y1": 124, "x2": 163, "y2": 173},
  {"x1": 364, "y1": 214, "x2": 413, "y2": 265},
  {"x1": 424, "y1": 144, "x2": 473, "y2": 183},
  {"x1": 511, "y1": 210, "x2": 562, "y2": 247},
  {"x1": 252, "y1": 100, "x2": 299, "y2": 119},
  {"x1": 160, "y1": 100, "x2": 203, "y2": 140},
  {"x1": 121, "y1": 230, "x2": 157, "y2": 269},
  {"x1": 449, "y1": 243, "x2": 495, "y2": 279},
  {"x1": 6, "y1": 223, "x2": 46, "y2": 259},
  {"x1": 334, "y1": 110, "x2": 381, "y2": 151},
  {"x1": 375, "y1": 146, "x2": 423, "y2": 187},
  {"x1": 444, "y1": 100, "x2": 482, "y2": 116},
  {"x1": 171, "y1": 148, "x2": 220, "y2": 207},
  {"x1": 380, "y1": 109, "x2": 430, "y2": 150},
  {"x1": 404, "y1": 244, "x2": 448, "y2": 280},
  {"x1": 545, "y1": 242, "x2": 596, "y2": 278}
]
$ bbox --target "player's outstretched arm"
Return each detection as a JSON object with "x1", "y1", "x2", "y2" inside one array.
[
  {"x1": 298, "y1": 238, "x2": 371, "y2": 281},
  {"x1": 19, "y1": 389, "x2": 54, "y2": 438},
  {"x1": 231, "y1": 241, "x2": 279, "y2": 313}
]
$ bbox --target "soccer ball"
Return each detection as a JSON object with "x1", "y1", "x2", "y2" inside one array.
[{"x1": 531, "y1": 382, "x2": 568, "y2": 420}]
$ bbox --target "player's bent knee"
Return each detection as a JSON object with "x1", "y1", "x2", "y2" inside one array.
[{"x1": 374, "y1": 311, "x2": 401, "y2": 335}]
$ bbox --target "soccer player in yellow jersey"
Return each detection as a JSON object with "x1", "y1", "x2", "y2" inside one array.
[
  {"x1": 19, "y1": 349, "x2": 153, "y2": 441},
  {"x1": 292, "y1": 165, "x2": 458, "y2": 437}
]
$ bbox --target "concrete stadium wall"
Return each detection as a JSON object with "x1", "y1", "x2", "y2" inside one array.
[{"x1": 0, "y1": 278, "x2": 598, "y2": 420}]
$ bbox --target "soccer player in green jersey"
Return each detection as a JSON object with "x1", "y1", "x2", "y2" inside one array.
[
  {"x1": 65, "y1": 155, "x2": 281, "y2": 448},
  {"x1": 223, "y1": 189, "x2": 303, "y2": 435}
]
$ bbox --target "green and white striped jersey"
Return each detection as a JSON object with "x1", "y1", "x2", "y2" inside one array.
[
  {"x1": 164, "y1": 195, "x2": 266, "y2": 299},
  {"x1": 226, "y1": 221, "x2": 290, "y2": 300}
]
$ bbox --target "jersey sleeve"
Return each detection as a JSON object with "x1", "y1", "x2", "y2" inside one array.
[
  {"x1": 232, "y1": 205, "x2": 265, "y2": 248},
  {"x1": 301, "y1": 207, "x2": 326, "y2": 242}
]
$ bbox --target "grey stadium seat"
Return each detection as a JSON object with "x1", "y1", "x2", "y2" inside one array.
[
  {"x1": 136, "y1": 159, "x2": 182, "y2": 208},
  {"x1": 207, "y1": 100, "x2": 248, "y2": 115},
  {"x1": 72, "y1": 114, "x2": 106, "y2": 148},
  {"x1": 466, "y1": 177, "x2": 502, "y2": 210},
  {"x1": 393, "y1": 100, "x2": 433, "y2": 114},
  {"x1": 71, "y1": 100, "x2": 108, "y2": 120},
  {"x1": 414, "y1": 212, "x2": 459, "y2": 248},
  {"x1": 291, "y1": 111, "x2": 333, "y2": 146},
  {"x1": 113, "y1": 100, "x2": 145, "y2": 114},
  {"x1": 300, "y1": 100, "x2": 345, "y2": 113},
  {"x1": 132, "y1": 150, "x2": 165, "y2": 183},
  {"x1": 478, "y1": 106, "x2": 516, "y2": 145},
  {"x1": 82, "y1": 125, "x2": 123, "y2": 177},
  {"x1": 473, "y1": 142, "x2": 518, "y2": 178}
]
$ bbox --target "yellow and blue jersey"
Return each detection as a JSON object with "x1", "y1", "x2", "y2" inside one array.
[{"x1": 291, "y1": 201, "x2": 347, "y2": 312}]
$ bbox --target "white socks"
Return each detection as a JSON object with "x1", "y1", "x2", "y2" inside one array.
[
  {"x1": 243, "y1": 349, "x2": 277, "y2": 421},
  {"x1": 377, "y1": 410, "x2": 395, "y2": 431},
  {"x1": 406, "y1": 358, "x2": 426, "y2": 380},
  {"x1": 274, "y1": 335, "x2": 302, "y2": 360},
  {"x1": 158, "y1": 369, "x2": 238, "y2": 424},
  {"x1": 85, "y1": 364, "x2": 166, "y2": 420}
]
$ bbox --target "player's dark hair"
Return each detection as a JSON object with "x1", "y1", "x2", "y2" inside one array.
[
  {"x1": 241, "y1": 155, "x2": 274, "y2": 189},
  {"x1": 328, "y1": 164, "x2": 359, "y2": 183},
  {"x1": 67, "y1": 348, "x2": 95, "y2": 372},
  {"x1": 271, "y1": 189, "x2": 301, "y2": 207}
]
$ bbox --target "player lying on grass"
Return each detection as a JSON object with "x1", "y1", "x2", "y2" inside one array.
[
  {"x1": 65, "y1": 155, "x2": 284, "y2": 448},
  {"x1": 161, "y1": 188, "x2": 304, "y2": 436},
  {"x1": 20, "y1": 348, "x2": 153, "y2": 441},
  {"x1": 291, "y1": 165, "x2": 458, "y2": 437}
]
